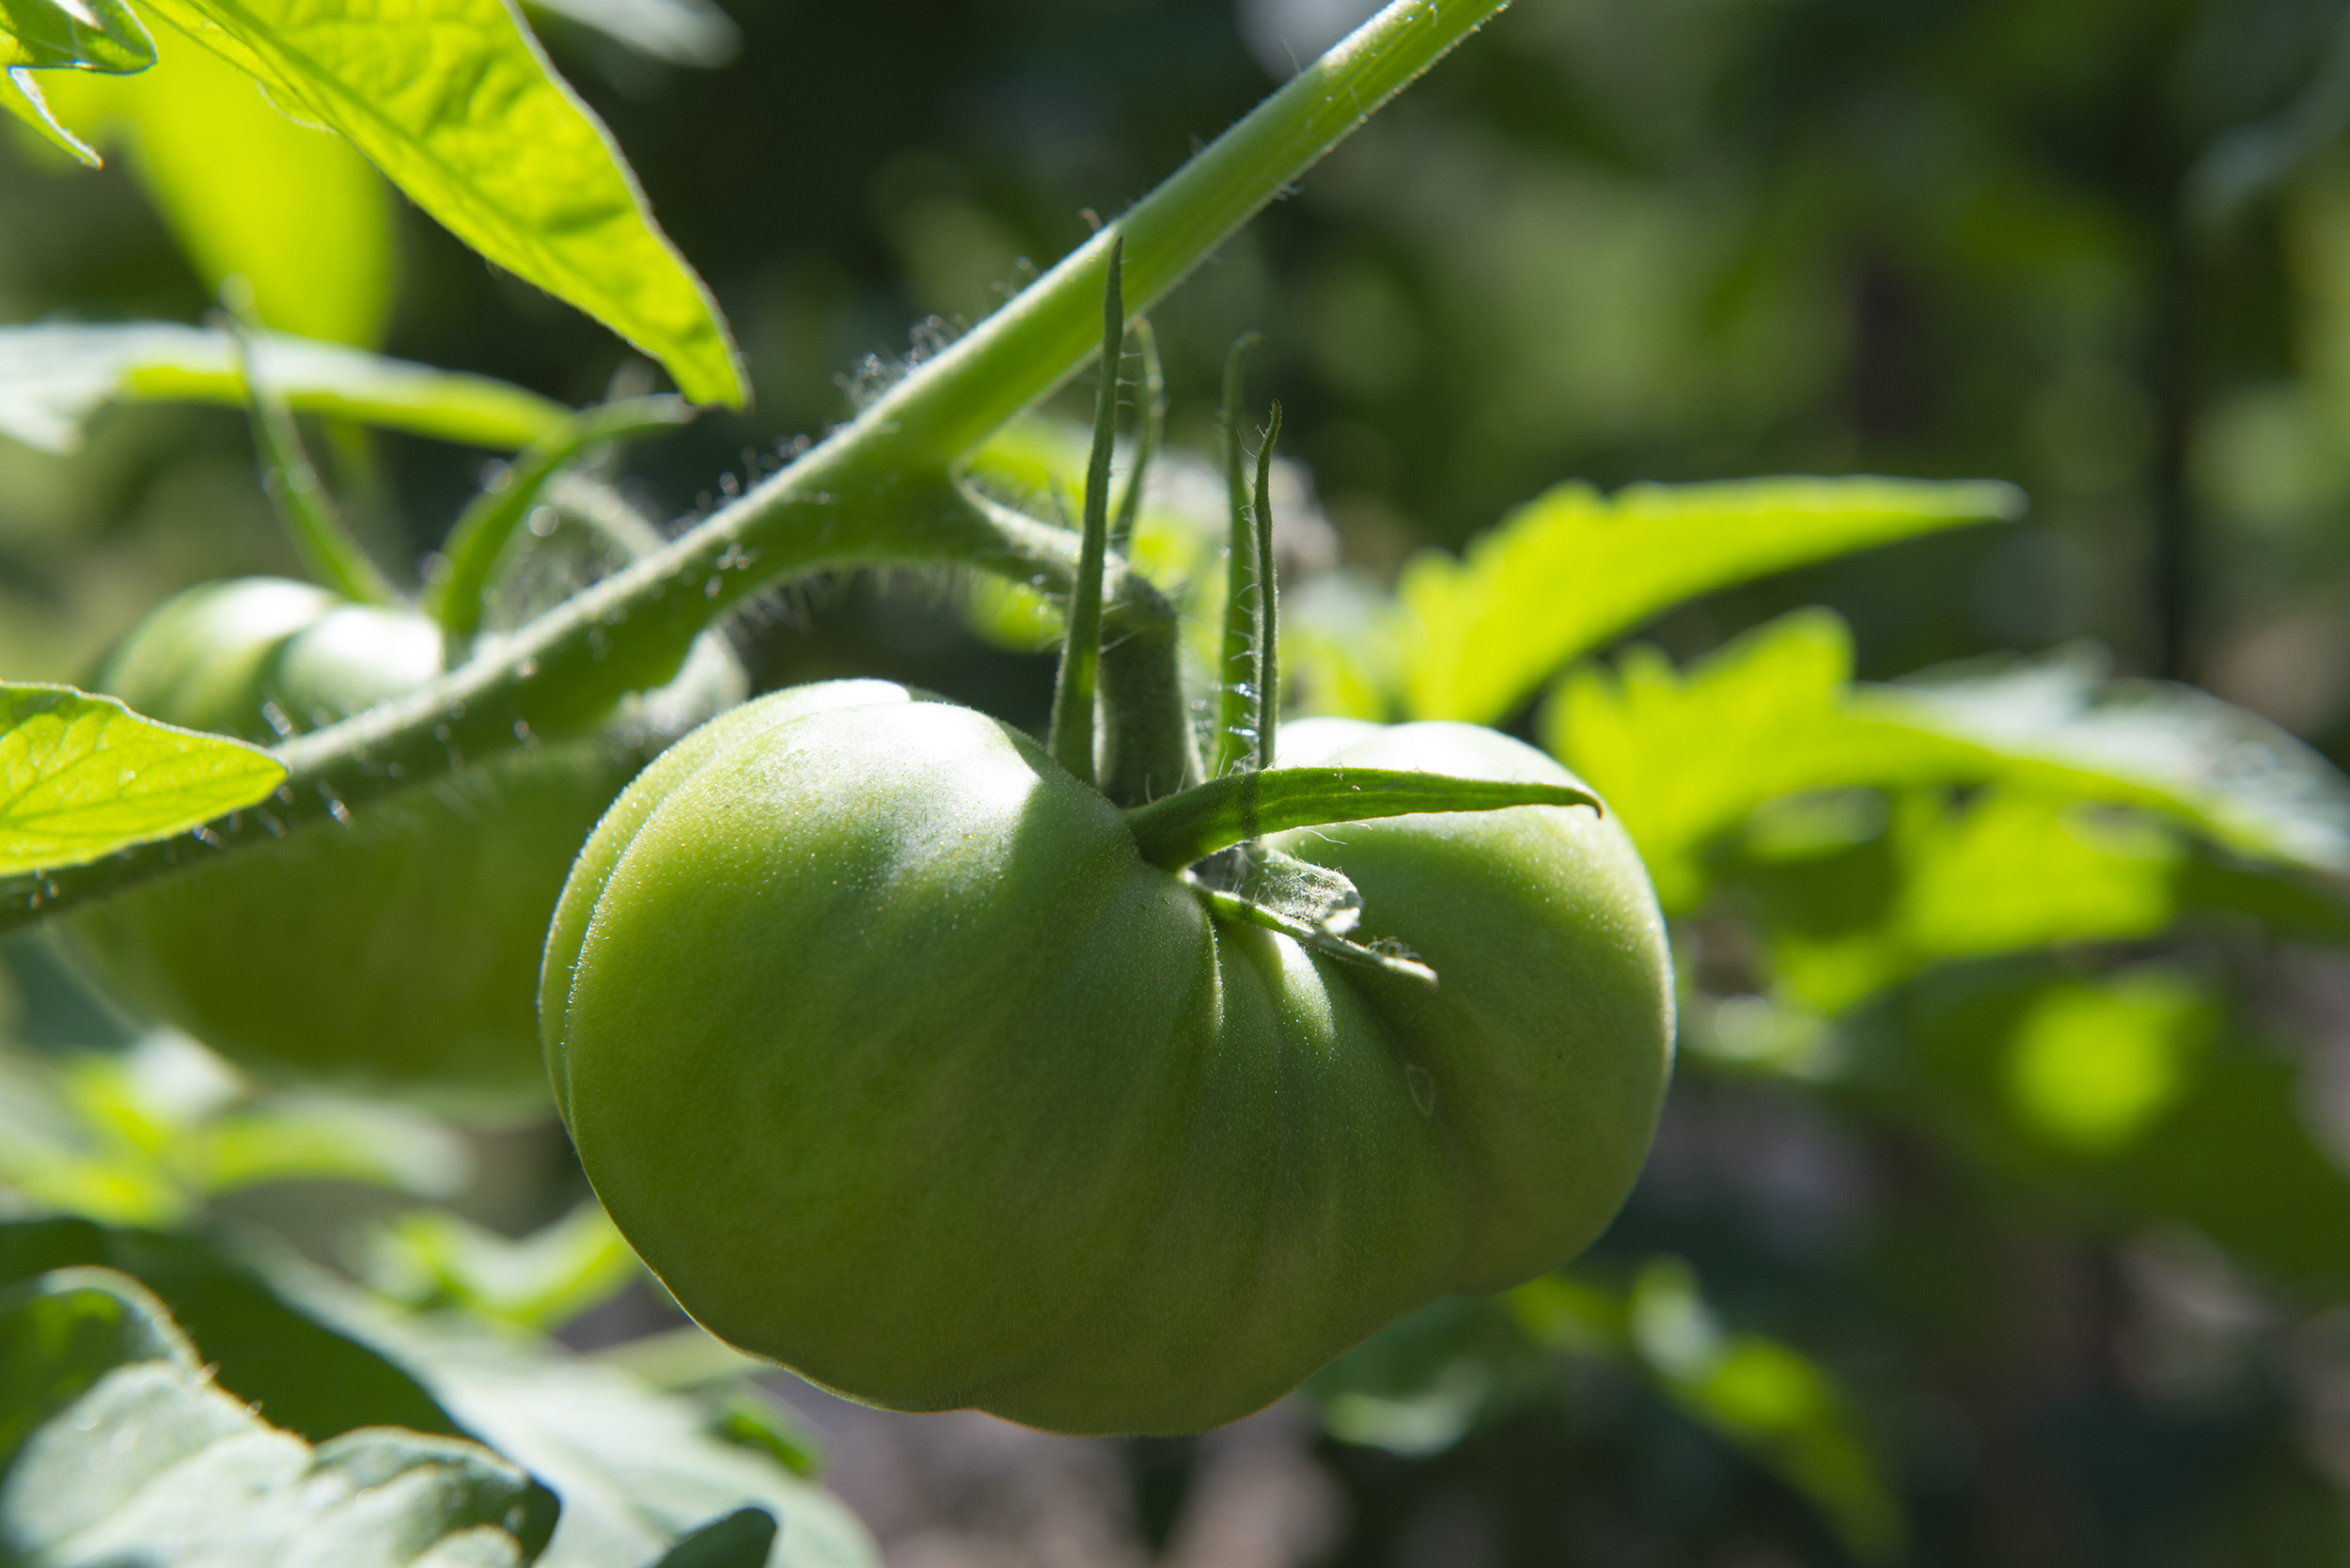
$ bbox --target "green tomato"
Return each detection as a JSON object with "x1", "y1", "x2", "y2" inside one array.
[
  {"x1": 66, "y1": 577, "x2": 743, "y2": 1116},
  {"x1": 542, "y1": 679, "x2": 1675, "y2": 1435}
]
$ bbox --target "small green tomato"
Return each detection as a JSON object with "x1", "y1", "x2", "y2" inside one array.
[
  {"x1": 541, "y1": 679, "x2": 1674, "y2": 1435},
  {"x1": 66, "y1": 577, "x2": 743, "y2": 1115}
]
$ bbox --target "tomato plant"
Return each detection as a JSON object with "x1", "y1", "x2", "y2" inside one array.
[
  {"x1": 67, "y1": 576, "x2": 741, "y2": 1111},
  {"x1": 12, "y1": 0, "x2": 2350, "y2": 1560}
]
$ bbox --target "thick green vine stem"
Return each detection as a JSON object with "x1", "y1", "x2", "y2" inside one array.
[
  {"x1": 1046, "y1": 239, "x2": 1126, "y2": 788},
  {"x1": 227, "y1": 317, "x2": 399, "y2": 608},
  {"x1": 1123, "y1": 766, "x2": 1602, "y2": 870},
  {"x1": 429, "y1": 395, "x2": 696, "y2": 651},
  {"x1": 1253, "y1": 400, "x2": 1284, "y2": 774},
  {"x1": 0, "y1": 0, "x2": 1514, "y2": 932},
  {"x1": 1212, "y1": 334, "x2": 1264, "y2": 779}
]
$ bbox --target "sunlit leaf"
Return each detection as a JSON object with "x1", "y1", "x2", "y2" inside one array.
[
  {"x1": 2002, "y1": 973, "x2": 2217, "y2": 1154},
  {"x1": 0, "y1": 0, "x2": 153, "y2": 166},
  {"x1": 0, "y1": 321, "x2": 567, "y2": 453},
  {"x1": 0, "y1": 1031, "x2": 475, "y2": 1224},
  {"x1": 0, "y1": 1217, "x2": 878, "y2": 1565},
  {"x1": 182, "y1": 1096, "x2": 473, "y2": 1198},
  {"x1": 0, "y1": 64, "x2": 97, "y2": 164},
  {"x1": 0, "y1": 1217, "x2": 474, "y2": 1444},
  {"x1": 1547, "y1": 610, "x2": 2350, "y2": 921},
  {"x1": 1886, "y1": 642, "x2": 2350, "y2": 872},
  {"x1": 134, "y1": 0, "x2": 744, "y2": 405},
  {"x1": 0, "y1": 1265, "x2": 541, "y2": 1565},
  {"x1": 40, "y1": 22, "x2": 393, "y2": 345},
  {"x1": 364, "y1": 1200, "x2": 640, "y2": 1332},
  {"x1": 1747, "y1": 791, "x2": 2183, "y2": 1014},
  {"x1": 0, "y1": 683, "x2": 285, "y2": 876},
  {"x1": 1543, "y1": 609, "x2": 1984, "y2": 909},
  {"x1": 1389, "y1": 476, "x2": 2021, "y2": 724},
  {"x1": 0, "y1": 0, "x2": 154, "y2": 71},
  {"x1": 277, "y1": 1267, "x2": 879, "y2": 1568}
]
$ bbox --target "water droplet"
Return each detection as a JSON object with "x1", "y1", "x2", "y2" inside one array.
[{"x1": 1405, "y1": 1062, "x2": 1435, "y2": 1116}]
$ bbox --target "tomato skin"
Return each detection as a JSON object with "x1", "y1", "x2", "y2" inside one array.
[
  {"x1": 542, "y1": 681, "x2": 1674, "y2": 1435},
  {"x1": 67, "y1": 577, "x2": 744, "y2": 1116}
]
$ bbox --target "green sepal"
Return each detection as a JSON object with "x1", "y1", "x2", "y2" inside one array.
[
  {"x1": 1183, "y1": 840, "x2": 1436, "y2": 986},
  {"x1": 1123, "y1": 764, "x2": 1603, "y2": 870}
]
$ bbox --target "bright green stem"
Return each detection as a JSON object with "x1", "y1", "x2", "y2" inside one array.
[
  {"x1": 232, "y1": 325, "x2": 398, "y2": 607},
  {"x1": 1124, "y1": 766, "x2": 1603, "y2": 870},
  {"x1": 1109, "y1": 318, "x2": 1162, "y2": 553},
  {"x1": 1213, "y1": 334, "x2": 1263, "y2": 778},
  {"x1": 0, "y1": 0, "x2": 1512, "y2": 930},
  {"x1": 1253, "y1": 400, "x2": 1283, "y2": 774},
  {"x1": 430, "y1": 395, "x2": 694, "y2": 646},
  {"x1": 1047, "y1": 240, "x2": 1124, "y2": 788}
]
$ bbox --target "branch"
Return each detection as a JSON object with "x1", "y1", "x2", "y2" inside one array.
[{"x1": 0, "y1": 0, "x2": 1512, "y2": 931}]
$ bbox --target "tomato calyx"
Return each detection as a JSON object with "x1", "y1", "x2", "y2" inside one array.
[
  {"x1": 1045, "y1": 254, "x2": 1607, "y2": 982},
  {"x1": 1123, "y1": 762, "x2": 1602, "y2": 869},
  {"x1": 1183, "y1": 840, "x2": 1436, "y2": 983}
]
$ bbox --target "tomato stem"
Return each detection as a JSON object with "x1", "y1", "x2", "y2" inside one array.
[
  {"x1": 1125, "y1": 766, "x2": 1601, "y2": 870},
  {"x1": 1212, "y1": 335, "x2": 1264, "y2": 779},
  {"x1": 0, "y1": 0, "x2": 1514, "y2": 928},
  {"x1": 1047, "y1": 241, "x2": 1124, "y2": 789},
  {"x1": 1108, "y1": 318, "x2": 1162, "y2": 555},
  {"x1": 224, "y1": 311, "x2": 399, "y2": 609},
  {"x1": 1254, "y1": 400, "x2": 1284, "y2": 775}
]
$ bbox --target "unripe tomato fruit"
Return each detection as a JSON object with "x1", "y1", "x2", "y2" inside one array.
[
  {"x1": 543, "y1": 679, "x2": 1675, "y2": 1435},
  {"x1": 66, "y1": 577, "x2": 744, "y2": 1115}
]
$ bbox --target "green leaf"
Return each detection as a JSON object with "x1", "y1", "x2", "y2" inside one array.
[
  {"x1": 0, "y1": 0, "x2": 154, "y2": 169},
  {"x1": 363, "y1": 1201, "x2": 641, "y2": 1333},
  {"x1": 1999, "y1": 973, "x2": 2217, "y2": 1155},
  {"x1": 1, "y1": 64, "x2": 97, "y2": 165},
  {"x1": 1391, "y1": 476, "x2": 2021, "y2": 724},
  {"x1": 0, "y1": 1265, "x2": 541, "y2": 1566},
  {"x1": 0, "y1": 0, "x2": 154, "y2": 71},
  {"x1": 1123, "y1": 764, "x2": 1600, "y2": 870},
  {"x1": 0, "y1": 1218, "x2": 877, "y2": 1565},
  {"x1": 0, "y1": 683, "x2": 286, "y2": 876},
  {"x1": 1545, "y1": 610, "x2": 2350, "y2": 917},
  {"x1": 1620, "y1": 1259, "x2": 1904, "y2": 1562},
  {"x1": 0, "y1": 1028, "x2": 475, "y2": 1224},
  {"x1": 1319, "y1": 1266, "x2": 1906, "y2": 1560},
  {"x1": 647, "y1": 1507, "x2": 777, "y2": 1568},
  {"x1": 0, "y1": 1218, "x2": 468, "y2": 1444},
  {"x1": 1747, "y1": 791, "x2": 2184, "y2": 1014},
  {"x1": 1903, "y1": 971, "x2": 2350, "y2": 1287},
  {"x1": 0, "y1": 1264, "x2": 192, "y2": 1465},
  {"x1": 0, "y1": 321, "x2": 568, "y2": 453},
  {"x1": 273, "y1": 1270, "x2": 876, "y2": 1568},
  {"x1": 1543, "y1": 609, "x2": 1987, "y2": 910},
  {"x1": 1884, "y1": 641, "x2": 2350, "y2": 872},
  {"x1": 135, "y1": 0, "x2": 744, "y2": 405},
  {"x1": 40, "y1": 21, "x2": 393, "y2": 345},
  {"x1": 180, "y1": 1095, "x2": 475, "y2": 1199}
]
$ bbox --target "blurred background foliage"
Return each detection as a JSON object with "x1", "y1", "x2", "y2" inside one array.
[{"x1": 21, "y1": 0, "x2": 2350, "y2": 1563}]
